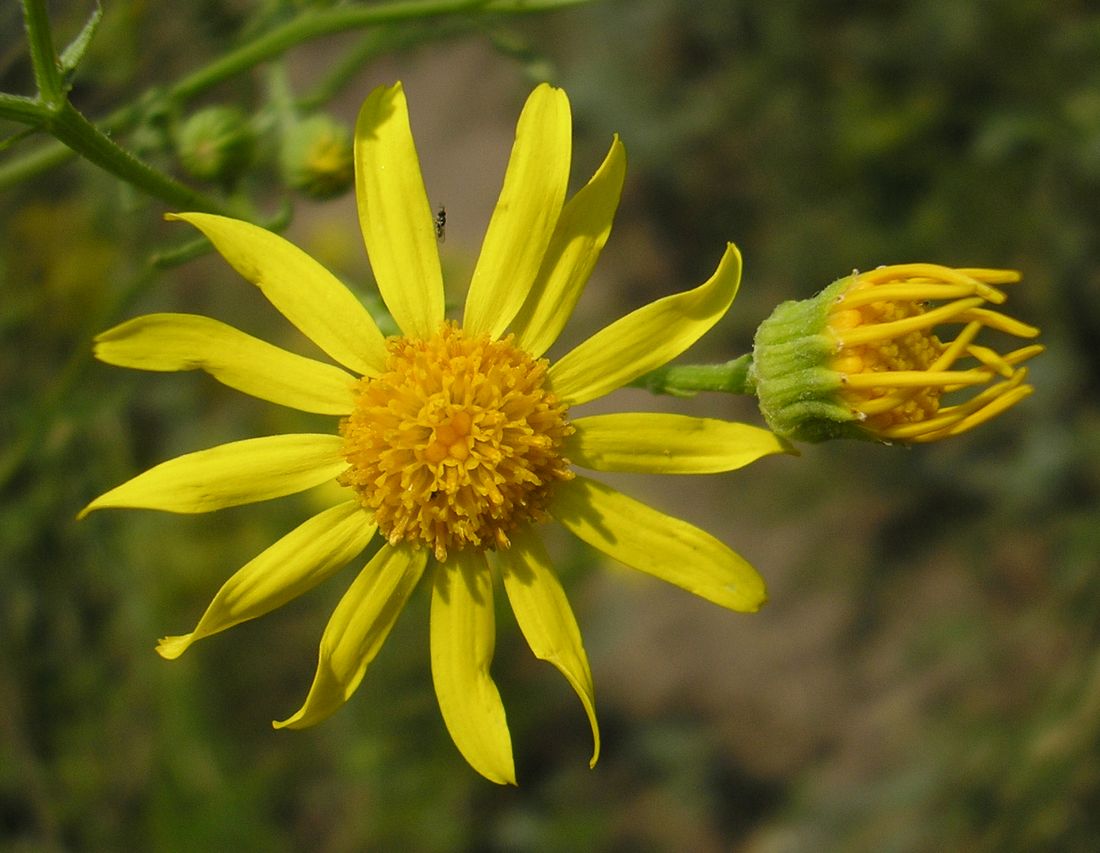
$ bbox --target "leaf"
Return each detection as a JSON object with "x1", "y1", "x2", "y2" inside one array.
[{"x1": 60, "y1": 3, "x2": 104, "y2": 78}]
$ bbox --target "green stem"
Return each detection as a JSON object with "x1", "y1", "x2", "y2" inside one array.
[
  {"x1": 0, "y1": 0, "x2": 594, "y2": 191},
  {"x1": 631, "y1": 355, "x2": 757, "y2": 397},
  {"x1": 0, "y1": 94, "x2": 228, "y2": 211},
  {"x1": 45, "y1": 101, "x2": 232, "y2": 213},
  {"x1": 266, "y1": 62, "x2": 298, "y2": 134},
  {"x1": 170, "y1": 0, "x2": 492, "y2": 102},
  {"x1": 21, "y1": 0, "x2": 64, "y2": 105},
  {"x1": 297, "y1": 30, "x2": 392, "y2": 112},
  {"x1": 0, "y1": 92, "x2": 46, "y2": 124}
]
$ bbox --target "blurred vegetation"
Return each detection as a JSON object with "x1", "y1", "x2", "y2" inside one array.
[{"x1": 3, "y1": 1, "x2": 1098, "y2": 851}]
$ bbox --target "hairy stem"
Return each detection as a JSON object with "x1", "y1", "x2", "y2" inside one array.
[
  {"x1": 45, "y1": 101, "x2": 232, "y2": 213},
  {"x1": 21, "y1": 0, "x2": 64, "y2": 105},
  {"x1": 632, "y1": 356, "x2": 757, "y2": 397}
]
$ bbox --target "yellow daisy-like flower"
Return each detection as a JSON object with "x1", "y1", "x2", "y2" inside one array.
[{"x1": 82, "y1": 83, "x2": 788, "y2": 784}]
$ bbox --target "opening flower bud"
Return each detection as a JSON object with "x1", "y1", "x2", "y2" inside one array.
[
  {"x1": 750, "y1": 264, "x2": 1043, "y2": 443},
  {"x1": 279, "y1": 114, "x2": 354, "y2": 199}
]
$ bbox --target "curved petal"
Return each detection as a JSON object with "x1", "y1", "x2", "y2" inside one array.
[
  {"x1": 511, "y1": 135, "x2": 626, "y2": 356},
  {"x1": 430, "y1": 552, "x2": 515, "y2": 785},
  {"x1": 354, "y1": 82, "x2": 444, "y2": 339},
  {"x1": 499, "y1": 526, "x2": 599, "y2": 768},
  {"x1": 463, "y1": 84, "x2": 572, "y2": 339},
  {"x1": 274, "y1": 543, "x2": 428, "y2": 729},
  {"x1": 169, "y1": 213, "x2": 386, "y2": 376},
  {"x1": 157, "y1": 501, "x2": 377, "y2": 660},
  {"x1": 551, "y1": 475, "x2": 767, "y2": 613},
  {"x1": 549, "y1": 243, "x2": 742, "y2": 406},
  {"x1": 94, "y1": 313, "x2": 357, "y2": 415},
  {"x1": 566, "y1": 413, "x2": 794, "y2": 474},
  {"x1": 79, "y1": 434, "x2": 346, "y2": 518}
]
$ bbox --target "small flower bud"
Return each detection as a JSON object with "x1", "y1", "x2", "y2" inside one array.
[
  {"x1": 750, "y1": 265, "x2": 1043, "y2": 443},
  {"x1": 280, "y1": 114, "x2": 354, "y2": 199},
  {"x1": 176, "y1": 106, "x2": 255, "y2": 182}
]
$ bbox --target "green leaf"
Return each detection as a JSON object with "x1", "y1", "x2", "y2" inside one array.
[{"x1": 59, "y1": 2, "x2": 104, "y2": 78}]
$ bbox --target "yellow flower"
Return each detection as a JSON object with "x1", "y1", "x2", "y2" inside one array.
[
  {"x1": 81, "y1": 83, "x2": 789, "y2": 784},
  {"x1": 752, "y1": 264, "x2": 1043, "y2": 443}
]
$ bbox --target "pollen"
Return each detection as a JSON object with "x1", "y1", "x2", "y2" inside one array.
[
  {"x1": 827, "y1": 265, "x2": 1042, "y2": 442},
  {"x1": 338, "y1": 323, "x2": 574, "y2": 560}
]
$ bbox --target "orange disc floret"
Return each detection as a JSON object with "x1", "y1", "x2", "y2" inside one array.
[
  {"x1": 831, "y1": 284, "x2": 946, "y2": 434},
  {"x1": 339, "y1": 323, "x2": 574, "y2": 560}
]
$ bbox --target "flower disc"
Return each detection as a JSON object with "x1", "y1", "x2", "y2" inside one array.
[
  {"x1": 830, "y1": 294, "x2": 944, "y2": 431},
  {"x1": 340, "y1": 323, "x2": 574, "y2": 560}
]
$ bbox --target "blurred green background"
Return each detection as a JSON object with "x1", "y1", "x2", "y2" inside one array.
[{"x1": 3, "y1": 1, "x2": 1099, "y2": 850}]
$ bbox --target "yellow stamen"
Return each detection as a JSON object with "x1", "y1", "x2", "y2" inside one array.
[{"x1": 339, "y1": 323, "x2": 573, "y2": 561}]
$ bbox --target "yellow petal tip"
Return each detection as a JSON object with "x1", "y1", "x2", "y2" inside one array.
[
  {"x1": 740, "y1": 588, "x2": 769, "y2": 613},
  {"x1": 156, "y1": 634, "x2": 192, "y2": 660},
  {"x1": 272, "y1": 704, "x2": 316, "y2": 730},
  {"x1": 588, "y1": 736, "x2": 601, "y2": 769},
  {"x1": 488, "y1": 764, "x2": 518, "y2": 786}
]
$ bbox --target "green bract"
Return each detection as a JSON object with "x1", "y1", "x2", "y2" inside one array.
[{"x1": 750, "y1": 276, "x2": 865, "y2": 443}]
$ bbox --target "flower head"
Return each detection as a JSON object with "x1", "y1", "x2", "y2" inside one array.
[
  {"x1": 751, "y1": 264, "x2": 1042, "y2": 443},
  {"x1": 176, "y1": 105, "x2": 256, "y2": 182},
  {"x1": 280, "y1": 113, "x2": 354, "y2": 199},
  {"x1": 82, "y1": 83, "x2": 790, "y2": 784}
]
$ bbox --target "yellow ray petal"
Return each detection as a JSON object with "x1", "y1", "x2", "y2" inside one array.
[
  {"x1": 499, "y1": 526, "x2": 599, "y2": 767},
  {"x1": 430, "y1": 552, "x2": 516, "y2": 785},
  {"x1": 168, "y1": 213, "x2": 386, "y2": 376},
  {"x1": 157, "y1": 501, "x2": 377, "y2": 660},
  {"x1": 511, "y1": 136, "x2": 626, "y2": 356},
  {"x1": 566, "y1": 412, "x2": 794, "y2": 473},
  {"x1": 94, "y1": 313, "x2": 357, "y2": 415},
  {"x1": 79, "y1": 434, "x2": 346, "y2": 518},
  {"x1": 463, "y1": 84, "x2": 572, "y2": 339},
  {"x1": 552, "y1": 476, "x2": 767, "y2": 612},
  {"x1": 274, "y1": 543, "x2": 428, "y2": 730},
  {"x1": 354, "y1": 82, "x2": 444, "y2": 339},
  {"x1": 549, "y1": 243, "x2": 742, "y2": 406}
]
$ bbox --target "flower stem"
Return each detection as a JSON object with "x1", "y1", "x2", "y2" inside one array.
[
  {"x1": 10, "y1": 2, "x2": 234, "y2": 213},
  {"x1": 45, "y1": 100, "x2": 233, "y2": 213},
  {"x1": 0, "y1": 97, "x2": 230, "y2": 212},
  {"x1": 2, "y1": 0, "x2": 593, "y2": 192},
  {"x1": 0, "y1": 92, "x2": 46, "y2": 125},
  {"x1": 631, "y1": 355, "x2": 757, "y2": 397},
  {"x1": 21, "y1": 0, "x2": 64, "y2": 105},
  {"x1": 169, "y1": 0, "x2": 494, "y2": 102}
]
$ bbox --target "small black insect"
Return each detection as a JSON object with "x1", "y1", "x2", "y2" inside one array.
[{"x1": 434, "y1": 205, "x2": 446, "y2": 242}]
